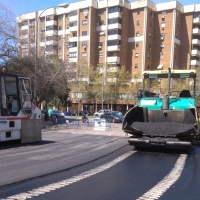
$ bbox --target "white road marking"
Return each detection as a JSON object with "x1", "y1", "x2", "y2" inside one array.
[
  {"x1": 137, "y1": 154, "x2": 187, "y2": 200},
  {"x1": 5, "y1": 151, "x2": 135, "y2": 200}
]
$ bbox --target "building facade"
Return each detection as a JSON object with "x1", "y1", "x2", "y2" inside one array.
[{"x1": 17, "y1": 0, "x2": 200, "y2": 113}]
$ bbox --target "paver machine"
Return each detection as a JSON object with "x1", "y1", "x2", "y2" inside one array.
[{"x1": 123, "y1": 69, "x2": 199, "y2": 149}]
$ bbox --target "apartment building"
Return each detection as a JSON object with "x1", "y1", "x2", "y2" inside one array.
[{"x1": 17, "y1": 0, "x2": 200, "y2": 113}]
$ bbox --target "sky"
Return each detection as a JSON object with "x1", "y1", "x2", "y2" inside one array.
[{"x1": 1, "y1": 0, "x2": 200, "y2": 17}]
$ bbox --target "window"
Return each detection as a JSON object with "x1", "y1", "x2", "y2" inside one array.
[
  {"x1": 41, "y1": 37, "x2": 45, "y2": 42},
  {"x1": 135, "y1": 64, "x2": 138, "y2": 68},
  {"x1": 97, "y1": 20, "x2": 104, "y2": 26},
  {"x1": 30, "y1": 30, "x2": 35, "y2": 35},
  {"x1": 46, "y1": 25, "x2": 57, "y2": 31},
  {"x1": 160, "y1": 33, "x2": 165, "y2": 40},
  {"x1": 137, "y1": 10, "x2": 140, "y2": 15},
  {"x1": 108, "y1": 29, "x2": 121, "y2": 35},
  {"x1": 149, "y1": 22, "x2": 152, "y2": 27},
  {"x1": 82, "y1": 20, "x2": 87, "y2": 25},
  {"x1": 46, "y1": 36, "x2": 54, "y2": 41},
  {"x1": 108, "y1": 18, "x2": 121, "y2": 24},
  {"x1": 58, "y1": 26, "x2": 62, "y2": 30},
  {"x1": 137, "y1": 20, "x2": 140, "y2": 26},
  {"x1": 82, "y1": 9, "x2": 88, "y2": 16},
  {"x1": 72, "y1": 32, "x2": 77, "y2": 37},
  {"x1": 160, "y1": 53, "x2": 163, "y2": 60},
  {"x1": 108, "y1": 40, "x2": 120, "y2": 46},
  {"x1": 58, "y1": 15, "x2": 63, "y2": 20},
  {"x1": 29, "y1": 19, "x2": 35, "y2": 24},
  {"x1": 136, "y1": 32, "x2": 140, "y2": 37},
  {"x1": 40, "y1": 17, "x2": 45, "y2": 22},
  {"x1": 97, "y1": 9, "x2": 104, "y2": 15},
  {"x1": 82, "y1": 31, "x2": 87, "y2": 36},
  {"x1": 148, "y1": 44, "x2": 151, "y2": 50},
  {"x1": 177, "y1": 12, "x2": 179, "y2": 17},
  {"x1": 135, "y1": 42, "x2": 139, "y2": 48},
  {"x1": 99, "y1": 53, "x2": 103, "y2": 57},
  {"x1": 99, "y1": 31, "x2": 105, "y2": 36},
  {"x1": 41, "y1": 28, "x2": 45, "y2": 32},
  {"x1": 69, "y1": 10, "x2": 78, "y2": 17},
  {"x1": 46, "y1": 15, "x2": 54, "y2": 21},
  {"x1": 98, "y1": 42, "x2": 103, "y2": 47},
  {"x1": 108, "y1": 6, "x2": 121, "y2": 13},
  {"x1": 82, "y1": 41, "x2": 87, "y2": 47},
  {"x1": 69, "y1": 21, "x2": 77, "y2": 27},
  {"x1": 161, "y1": 22, "x2": 165, "y2": 28},
  {"x1": 58, "y1": 46, "x2": 62, "y2": 50},
  {"x1": 21, "y1": 20, "x2": 28, "y2": 26},
  {"x1": 135, "y1": 53, "x2": 139, "y2": 58},
  {"x1": 69, "y1": 42, "x2": 77, "y2": 48},
  {"x1": 150, "y1": 11, "x2": 153, "y2": 18},
  {"x1": 162, "y1": 11, "x2": 166, "y2": 18},
  {"x1": 82, "y1": 52, "x2": 87, "y2": 57},
  {"x1": 69, "y1": 52, "x2": 77, "y2": 58},
  {"x1": 21, "y1": 29, "x2": 28, "y2": 35},
  {"x1": 160, "y1": 44, "x2": 164, "y2": 48}
]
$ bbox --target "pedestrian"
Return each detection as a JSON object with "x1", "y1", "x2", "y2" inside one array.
[{"x1": 55, "y1": 118, "x2": 58, "y2": 128}]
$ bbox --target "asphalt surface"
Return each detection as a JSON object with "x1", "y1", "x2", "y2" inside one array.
[{"x1": 0, "y1": 119, "x2": 200, "y2": 200}]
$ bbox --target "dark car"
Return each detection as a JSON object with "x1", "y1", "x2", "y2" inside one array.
[
  {"x1": 63, "y1": 110, "x2": 74, "y2": 116},
  {"x1": 50, "y1": 110, "x2": 65, "y2": 118},
  {"x1": 101, "y1": 111, "x2": 124, "y2": 123}
]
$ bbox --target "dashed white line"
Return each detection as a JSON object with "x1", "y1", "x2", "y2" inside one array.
[
  {"x1": 5, "y1": 151, "x2": 135, "y2": 200},
  {"x1": 137, "y1": 154, "x2": 187, "y2": 200}
]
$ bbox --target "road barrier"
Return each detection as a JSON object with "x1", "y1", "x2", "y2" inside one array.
[{"x1": 93, "y1": 118, "x2": 111, "y2": 131}]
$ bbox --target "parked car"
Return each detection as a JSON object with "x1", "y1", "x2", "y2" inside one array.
[
  {"x1": 63, "y1": 110, "x2": 74, "y2": 116},
  {"x1": 101, "y1": 111, "x2": 124, "y2": 123},
  {"x1": 49, "y1": 110, "x2": 65, "y2": 118},
  {"x1": 94, "y1": 110, "x2": 110, "y2": 117}
]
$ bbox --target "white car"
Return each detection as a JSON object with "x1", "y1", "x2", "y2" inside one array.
[{"x1": 94, "y1": 110, "x2": 110, "y2": 116}]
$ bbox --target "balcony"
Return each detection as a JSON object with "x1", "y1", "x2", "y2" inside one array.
[
  {"x1": 193, "y1": 17, "x2": 200, "y2": 24},
  {"x1": 193, "y1": 28, "x2": 200, "y2": 35},
  {"x1": 107, "y1": 45, "x2": 121, "y2": 51},
  {"x1": 69, "y1": 26, "x2": 78, "y2": 32},
  {"x1": 107, "y1": 56, "x2": 120, "y2": 64},
  {"x1": 192, "y1": 39, "x2": 200, "y2": 46},
  {"x1": 68, "y1": 15, "x2": 78, "y2": 22},
  {"x1": 46, "y1": 20, "x2": 57, "y2": 26},
  {"x1": 191, "y1": 59, "x2": 200, "y2": 66},
  {"x1": 68, "y1": 47, "x2": 77, "y2": 52},
  {"x1": 69, "y1": 36, "x2": 78, "y2": 42},
  {"x1": 191, "y1": 49, "x2": 200, "y2": 57},
  {"x1": 45, "y1": 30, "x2": 58, "y2": 36},
  {"x1": 108, "y1": 12, "x2": 122, "y2": 19},
  {"x1": 108, "y1": 24, "x2": 121, "y2": 29},
  {"x1": 107, "y1": 35, "x2": 121, "y2": 40}
]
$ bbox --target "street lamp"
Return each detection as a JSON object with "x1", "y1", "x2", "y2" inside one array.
[
  {"x1": 34, "y1": 3, "x2": 68, "y2": 105},
  {"x1": 101, "y1": 67, "x2": 106, "y2": 110}
]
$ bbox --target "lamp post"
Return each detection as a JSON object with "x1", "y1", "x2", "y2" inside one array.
[
  {"x1": 101, "y1": 67, "x2": 106, "y2": 110},
  {"x1": 34, "y1": 3, "x2": 68, "y2": 105}
]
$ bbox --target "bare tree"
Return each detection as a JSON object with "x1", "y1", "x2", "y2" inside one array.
[{"x1": 0, "y1": 3, "x2": 18, "y2": 65}]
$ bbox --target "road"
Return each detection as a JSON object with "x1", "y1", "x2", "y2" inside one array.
[{"x1": 0, "y1": 123, "x2": 200, "y2": 200}]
